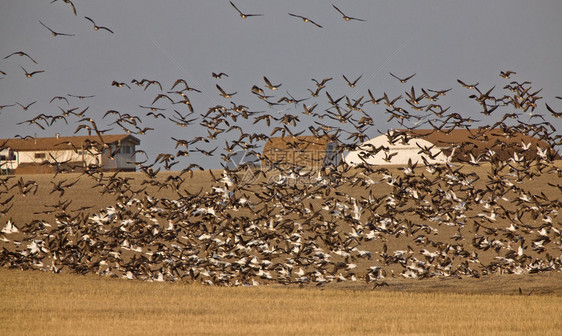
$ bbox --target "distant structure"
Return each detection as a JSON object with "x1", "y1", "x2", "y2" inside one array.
[
  {"x1": 345, "y1": 133, "x2": 448, "y2": 166},
  {"x1": 345, "y1": 128, "x2": 557, "y2": 166},
  {"x1": 262, "y1": 135, "x2": 342, "y2": 170},
  {"x1": 0, "y1": 134, "x2": 140, "y2": 174}
]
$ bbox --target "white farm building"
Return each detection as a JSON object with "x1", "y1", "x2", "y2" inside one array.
[
  {"x1": 0, "y1": 134, "x2": 140, "y2": 174},
  {"x1": 345, "y1": 131, "x2": 449, "y2": 166}
]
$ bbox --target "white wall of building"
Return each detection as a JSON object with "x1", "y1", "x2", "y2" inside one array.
[
  {"x1": 345, "y1": 135, "x2": 449, "y2": 166},
  {"x1": 14, "y1": 149, "x2": 102, "y2": 167},
  {"x1": 0, "y1": 140, "x2": 137, "y2": 171}
]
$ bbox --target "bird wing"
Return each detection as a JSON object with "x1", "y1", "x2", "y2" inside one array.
[
  {"x1": 332, "y1": 5, "x2": 346, "y2": 16},
  {"x1": 84, "y1": 16, "x2": 95, "y2": 25},
  {"x1": 263, "y1": 76, "x2": 272, "y2": 86},
  {"x1": 230, "y1": 1, "x2": 243, "y2": 14},
  {"x1": 216, "y1": 84, "x2": 226, "y2": 95},
  {"x1": 39, "y1": 21, "x2": 55, "y2": 33},
  {"x1": 99, "y1": 26, "x2": 114, "y2": 34}
]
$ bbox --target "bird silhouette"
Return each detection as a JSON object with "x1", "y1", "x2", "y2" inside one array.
[
  {"x1": 67, "y1": 94, "x2": 95, "y2": 100},
  {"x1": 4, "y1": 51, "x2": 38, "y2": 64},
  {"x1": 500, "y1": 70, "x2": 516, "y2": 79},
  {"x1": 332, "y1": 4, "x2": 365, "y2": 22},
  {"x1": 263, "y1": 76, "x2": 282, "y2": 90},
  {"x1": 343, "y1": 74, "x2": 362, "y2": 88},
  {"x1": 212, "y1": 72, "x2": 229, "y2": 79},
  {"x1": 50, "y1": 0, "x2": 77, "y2": 16},
  {"x1": 49, "y1": 96, "x2": 69, "y2": 104},
  {"x1": 111, "y1": 81, "x2": 131, "y2": 89},
  {"x1": 390, "y1": 72, "x2": 416, "y2": 83},
  {"x1": 229, "y1": 1, "x2": 263, "y2": 18},
  {"x1": 16, "y1": 101, "x2": 37, "y2": 111},
  {"x1": 216, "y1": 84, "x2": 237, "y2": 98},
  {"x1": 20, "y1": 66, "x2": 44, "y2": 78},
  {"x1": 288, "y1": 13, "x2": 323, "y2": 28},
  {"x1": 85, "y1": 16, "x2": 114, "y2": 34},
  {"x1": 39, "y1": 21, "x2": 75, "y2": 37},
  {"x1": 457, "y1": 79, "x2": 479, "y2": 89}
]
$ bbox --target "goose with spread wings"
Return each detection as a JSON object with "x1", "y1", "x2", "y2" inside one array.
[
  {"x1": 288, "y1": 13, "x2": 323, "y2": 28},
  {"x1": 85, "y1": 16, "x2": 114, "y2": 34},
  {"x1": 39, "y1": 21, "x2": 75, "y2": 37},
  {"x1": 230, "y1": 1, "x2": 263, "y2": 18},
  {"x1": 332, "y1": 4, "x2": 365, "y2": 22}
]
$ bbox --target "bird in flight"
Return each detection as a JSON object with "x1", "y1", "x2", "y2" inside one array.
[
  {"x1": 50, "y1": 0, "x2": 77, "y2": 16},
  {"x1": 85, "y1": 17, "x2": 114, "y2": 34},
  {"x1": 39, "y1": 21, "x2": 75, "y2": 37},
  {"x1": 332, "y1": 5, "x2": 365, "y2": 22},
  {"x1": 4, "y1": 51, "x2": 38, "y2": 64},
  {"x1": 499, "y1": 70, "x2": 516, "y2": 79},
  {"x1": 111, "y1": 81, "x2": 131, "y2": 89},
  {"x1": 212, "y1": 72, "x2": 228, "y2": 79},
  {"x1": 390, "y1": 72, "x2": 416, "y2": 83},
  {"x1": 312, "y1": 77, "x2": 333, "y2": 88},
  {"x1": 343, "y1": 74, "x2": 362, "y2": 88},
  {"x1": 288, "y1": 13, "x2": 323, "y2": 28},
  {"x1": 20, "y1": 65, "x2": 44, "y2": 78},
  {"x1": 16, "y1": 101, "x2": 37, "y2": 111},
  {"x1": 263, "y1": 76, "x2": 282, "y2": 90},
  {"x1": 68, "y1": 94, "x2": 95, "y2": 100},
  {"x1": 229, "y1": 1, "x2": 263, "y2": 19},
  {"x1": 0, "y1": 103, "x2": 16, "y2": 110},
  {"x1": 50, "y1": 96, "x2": 69, "y2": 104},
  {"x1": 216, "y1": 84, "x2": 237, "y2": 98},
  {"x1": 545, "y1": 103, "x2": 562, "y2": 118},
  {"x1": 457, "y1": 79, "x2": 479, "y2": 89}
]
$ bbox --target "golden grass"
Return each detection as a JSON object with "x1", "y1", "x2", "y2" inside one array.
[{"x1": 1, "y1": 268, "x2": 561, "y2": 336}]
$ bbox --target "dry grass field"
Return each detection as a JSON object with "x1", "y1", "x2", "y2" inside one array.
[{"x1": 1, "y1": 268, "x2": 561, "y2": 336}]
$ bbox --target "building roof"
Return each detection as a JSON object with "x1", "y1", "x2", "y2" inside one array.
[
  {"x1": 399, "y1": 128, "x2": 557, "y2": 161},
  {"x1": 345, "y1": 128, "x2": 558, "y2": 166},
  {"x1": 400, "y1": 128, "x2": 549, "y2": 148},
  {"x1": 0, "y1": 134, "x2": 140, "y2": 152}
]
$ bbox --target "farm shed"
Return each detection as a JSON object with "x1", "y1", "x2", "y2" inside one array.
[
  {"x1": 344, "y1": 128, "x2": 557, "y2": 166},
  {"x1": 262, "y1": 135, "x2": 342, "y2": 170},
  {"x1": 0, "y1": 134, "x2": 140, "y2": 174}
]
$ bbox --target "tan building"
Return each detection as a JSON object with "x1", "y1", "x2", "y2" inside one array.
[
  {"x1": 0, "y1": 134, "x2": 140, "y2": 174},
  {"x1": 262, "y1": 135, "x2": 341, "y2": 170}
]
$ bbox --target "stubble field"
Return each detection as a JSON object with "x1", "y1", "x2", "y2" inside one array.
[{"x1": 1, "y1": 268, "x2": 561, "y2": 336}]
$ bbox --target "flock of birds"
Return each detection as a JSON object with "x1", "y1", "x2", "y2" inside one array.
[
  {"x1": 231, "y1": 2, "x2": 367, "y2": 27},
  {"x1": 1, "y1": 67, "x2": 561, "y2": 287},
  {"x1": 0, "y1": 2, "x2": 561, "y2": 288},
  {"x1": 0, "y1": 0, "x2": 365, "y2": 55}
]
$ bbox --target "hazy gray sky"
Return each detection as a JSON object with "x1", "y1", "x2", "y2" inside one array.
[{"x1": 1, "y1": 1, "x2": 561, "y2": 168}]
